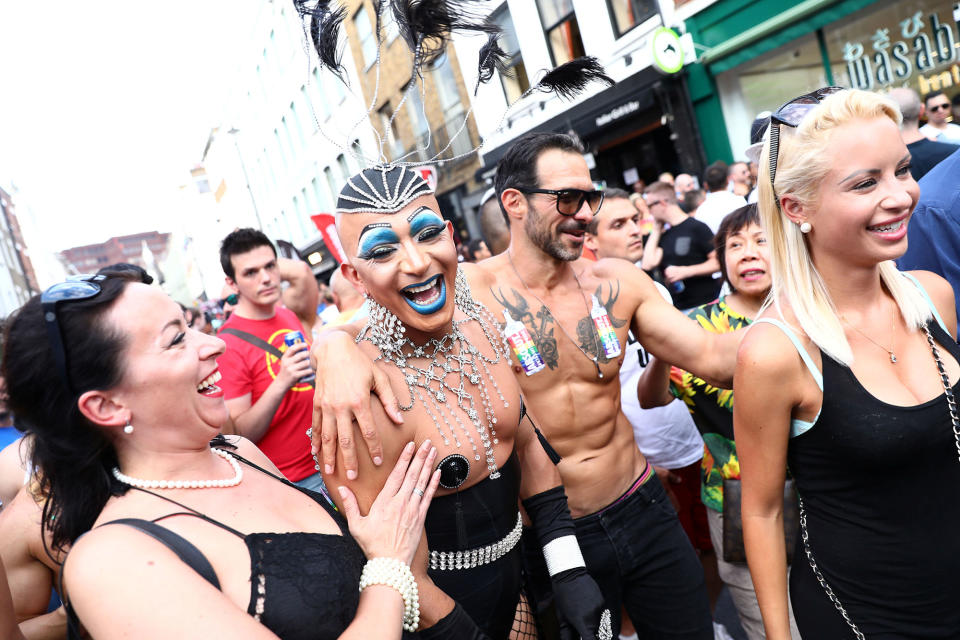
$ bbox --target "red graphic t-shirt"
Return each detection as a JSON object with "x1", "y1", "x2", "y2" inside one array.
[{"x1": 217, "y1": 307, "x2": 315, "y2": 481}]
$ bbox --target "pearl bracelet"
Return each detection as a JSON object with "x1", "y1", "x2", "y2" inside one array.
[{"x1": 358, "y1": 557, "x2": 420, "y2": 632}]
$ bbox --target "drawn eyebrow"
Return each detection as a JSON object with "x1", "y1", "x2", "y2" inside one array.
[
  {"x1": 406, "y1": 206, "x2": 435, "y2": 222},
  {"x1": 359, "y1": 222, "x2": 392, "y2": 234}
]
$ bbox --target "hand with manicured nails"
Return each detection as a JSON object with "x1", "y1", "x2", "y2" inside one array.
[
  {"x1": 310, "y1": 330, "x2": 403, "y2": 480},
  {"x1": 338, "y1": 440, "x2": 440, "y2": 565}
]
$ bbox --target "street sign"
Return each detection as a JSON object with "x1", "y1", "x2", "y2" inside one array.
[{"x1": 650, "y1": 27, "x2": 685, "y2": 75}]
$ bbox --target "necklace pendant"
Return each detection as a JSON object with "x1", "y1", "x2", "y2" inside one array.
[{"x1": 890, "y1": 352, "x2": 897, "y2": 364}]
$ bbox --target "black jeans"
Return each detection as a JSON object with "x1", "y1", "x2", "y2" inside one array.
[{"x1": 573, "y1": 474, "x2": 713, "y2": 639}]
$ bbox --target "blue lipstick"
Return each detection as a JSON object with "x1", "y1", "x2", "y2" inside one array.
[{"x1": 400, "y1": 275, "x2": 446, "y2": 315}]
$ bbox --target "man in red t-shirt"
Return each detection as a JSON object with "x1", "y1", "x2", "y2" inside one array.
[{"x1": 217, "y1": 228, "x2": 322, "y2": 488}]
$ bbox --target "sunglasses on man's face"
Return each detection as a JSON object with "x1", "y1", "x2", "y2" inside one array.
[
  {"x1": 520, "y1": 188, "x2": 605, "y2": 216},
  {"x1": 929, "y1": 103, "x2": 951, "y2": 112},
  {"x1": 769, "y1": 86, "x2": 846, "y2": 207}
]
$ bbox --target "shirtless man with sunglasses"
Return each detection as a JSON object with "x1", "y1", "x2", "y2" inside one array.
[{"x1": 312, "y1": 132, "x2": 741, "y2": 639}]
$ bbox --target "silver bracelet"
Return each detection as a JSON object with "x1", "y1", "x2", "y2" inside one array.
[{"x1": 358, "y1": 557, "x2": 420, "y2": 632}]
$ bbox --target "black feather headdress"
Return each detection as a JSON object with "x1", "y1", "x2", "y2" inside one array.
[
  {"x1": 475, "y1": 33, "x2": 511, "y2": 89},
  {"x1": 389, "y1": 0, "x2": 500, "y2": 68},
  {"x1": 294, "y1": 0, "x2": 347, "y2": 78},
  {"x1": 533, "y1": 56, "x2": 615, "y2": 101}
]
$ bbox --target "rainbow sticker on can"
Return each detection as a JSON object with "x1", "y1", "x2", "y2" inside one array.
[
  {"x1": 502, "y1": 310, "x2": 546, "y2": 376},
  {"x1": 591, "y1": 295, "x2": 621, "y2": 359}
]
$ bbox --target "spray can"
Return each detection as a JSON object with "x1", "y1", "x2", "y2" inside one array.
[
  {"x1": 502, "y1": 310, "x2": 546, "y2": 376},
  {"x1": 590, "y1": 295, "x2": 622, "y2": 359},
  {"x1": 284, "y1": 330, "x2": 316, "y2": 382}
]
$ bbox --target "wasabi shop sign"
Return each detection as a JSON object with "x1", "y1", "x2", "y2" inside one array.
[{"x1": 844, "y1": 6, "x2": 960, "y2": 93}]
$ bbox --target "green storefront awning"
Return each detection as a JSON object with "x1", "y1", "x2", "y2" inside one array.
[{"x1": 695, "y1": 0, "x2": 877, "y2": 75}]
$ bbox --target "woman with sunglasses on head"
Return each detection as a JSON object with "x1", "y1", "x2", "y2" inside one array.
[
  {"x1": 736, "y1": 88, "x2": 960, "y2": 639},
  {"x1": 1, "y1": 268, "x2": 444, "y2": 639}
]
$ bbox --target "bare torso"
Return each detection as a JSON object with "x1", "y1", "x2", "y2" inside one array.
[
  {"x1": 353, "y1": 309, "x2": 520, "y2": 499},
  {"x1": 464, "y1": 257, "x2": 647, "y2": 517}
]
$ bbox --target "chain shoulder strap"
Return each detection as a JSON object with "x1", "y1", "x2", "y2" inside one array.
[{"x1": 797, "y1": 324, "x2": 959, "y2": 639}]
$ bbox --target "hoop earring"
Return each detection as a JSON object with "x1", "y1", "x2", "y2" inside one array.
[
  {"x1": 799, "y1": 222, "x2": 812, "y2": 234},
  {"x1": 123, "y1": 419, "x2": 134, "y2": 435}
]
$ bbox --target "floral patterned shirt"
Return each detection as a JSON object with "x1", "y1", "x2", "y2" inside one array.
[{"x1": 669, "y1": 297, "x2": 751, "y2": 512}]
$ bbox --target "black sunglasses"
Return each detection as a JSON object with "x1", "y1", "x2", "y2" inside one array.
[
  {"x1": 41, "y1": 275, "x2": 107, "y2": 395},
  {"x1": 519, "y1": 188, "x2": 605, "y2": 216},
  {"x1": 929, "y1": 103, "x2": 950, "y2": 112},
  {"x1": 769, "y1": 86, "x2": 845, "y2": 208}
]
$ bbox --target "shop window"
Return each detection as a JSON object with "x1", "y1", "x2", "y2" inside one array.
[
  {"x1": 431, "y1": 54, "x2": 473, "y2": 158},
  {"x1": 607, "y1": 0, "x2": 657, "y2": 37},
  {"x1": 716, "y1": 35, "x2": 827, "y2": 159},
  {"x1": 324, "y1": 166, "x2": 339, "y2": 198},
  {"x1": 355, "y1": 5, "x2": 376, "y2": 69},
  {"x1": 378, "y1": 102, "x2": 404, "y2": 160},
  {"x1": 537, "y1": 0, "x2": 586, "y2": 66},
  {"x1": 336, "y1": 154, "x2": 351, "y2": 180},
  {"x1": 491, "y1": 7, "x2": 531, "y2": 104},
  {"x1": 405, "y1": 85, "x2": 436, "y2": 162}
]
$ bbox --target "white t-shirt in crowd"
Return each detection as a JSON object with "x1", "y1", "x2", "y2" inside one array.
[
  {"x1": 619, "y1": 282, "x2": 704, "y2": 470},
  {"x1": 695, "y1": 190, "x2": 746, "y2": 235},
  {"x1": 920, "y1": 122, "x2": 960, "y2": 144}
]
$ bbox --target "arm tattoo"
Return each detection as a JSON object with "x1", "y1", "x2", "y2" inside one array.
[{"x1": 491, "y1": 287, "x2": 561, "y2": 369}]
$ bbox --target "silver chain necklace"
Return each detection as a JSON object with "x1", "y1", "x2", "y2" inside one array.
[
  {"x1": 797, "y1": 324, "x2": 959, "y2": 639},
  {"x1": 506, "y1": 250, "x2": 606, "y2": 378},
  {"x1": 358, "y1": 269, "x2": 509, "y2": 480}
]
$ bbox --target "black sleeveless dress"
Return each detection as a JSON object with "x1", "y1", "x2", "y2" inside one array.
[{"x1": 787, "y1": 320, "x2": 960, "y2": 638}]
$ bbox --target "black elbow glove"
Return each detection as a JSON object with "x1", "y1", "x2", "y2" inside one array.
[
  {"x1": 522, "y1": 486, "x2": 611, "y2": 640},
  {"x1": 416, "y1": 603, "x2": 492, "y2": 640}
]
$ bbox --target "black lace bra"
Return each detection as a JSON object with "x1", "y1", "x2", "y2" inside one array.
[{"x1": 64, "y1": 452, "x2": 366, "y2": 640}]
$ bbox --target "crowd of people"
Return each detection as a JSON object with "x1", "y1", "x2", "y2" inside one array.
[{"x1": 1, "y1": 66, "x2": 960, "y2": 640}]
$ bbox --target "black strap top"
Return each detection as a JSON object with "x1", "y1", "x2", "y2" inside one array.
[
  {"x1": 68, "y1": 452, "x2": 366, "y2": 640},
  {"x1": 787, "y1": 319, "x2": 960, "y2": 635}
]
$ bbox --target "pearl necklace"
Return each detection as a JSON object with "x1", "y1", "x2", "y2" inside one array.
[{"x1": 111, "y1": 448, "x2": 243, "y2": 490}]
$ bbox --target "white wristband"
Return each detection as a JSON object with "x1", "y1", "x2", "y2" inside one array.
[
  {"x1": 358, "y1": 557, "x2": 420, "y2": 632},
  {"x1": 542, "y1": 535, "x2": 586, "y2": 577}
]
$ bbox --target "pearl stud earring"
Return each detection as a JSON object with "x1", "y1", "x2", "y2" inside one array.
[{"x1": 799, "y1": 222, "x2": 812, "y2": 234}]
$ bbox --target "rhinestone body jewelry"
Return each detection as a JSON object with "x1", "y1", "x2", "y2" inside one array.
[{"x1": 358, "y1": 269, "x2": 508, "y2": 480}]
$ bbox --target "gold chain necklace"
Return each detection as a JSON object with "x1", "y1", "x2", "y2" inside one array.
[
  {"x1": 506, "y1": 250, "x2": 605, "y2": 378},
  {"x1": 842, "y1": 309, "x2": 897, "y2": 364}
]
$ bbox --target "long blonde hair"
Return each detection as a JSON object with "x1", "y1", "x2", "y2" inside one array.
[{"x1": 757, "y1": 89, "x2": 930, "y2": 365}]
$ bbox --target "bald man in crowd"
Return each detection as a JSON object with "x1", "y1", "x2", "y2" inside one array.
[
  {"x1": 327, "y1": 268, "x2": 366, "y2": 326},
  {"x1": 478, "y1": 188, "x2": 510, "y2": 256},
  {"x1": 889, "y1": 87, "x2": 958, "y2": 181}
]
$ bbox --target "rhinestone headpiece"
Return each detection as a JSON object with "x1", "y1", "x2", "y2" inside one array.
[{"x1": 336, "y1": 165, "x2": 434, "y2": 215}]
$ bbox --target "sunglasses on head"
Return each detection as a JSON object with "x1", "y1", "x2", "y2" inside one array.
[
  {"x1": 769, "y1": 86, "x2": 845, "y2": 208},
  {"x1": 519, "y1": 188, "x2": 605, "y2": 216},
  {"x1": 41, "y1": 274, "x2": 108, "y2": 395}
]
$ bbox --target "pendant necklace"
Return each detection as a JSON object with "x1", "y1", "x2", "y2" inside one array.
[
  {"x1": 842, "y1": 308, "x2": 898, "y2": 364},
  {"x1": 506, "y1": 250, "x2": 606, "y2": 378}
]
